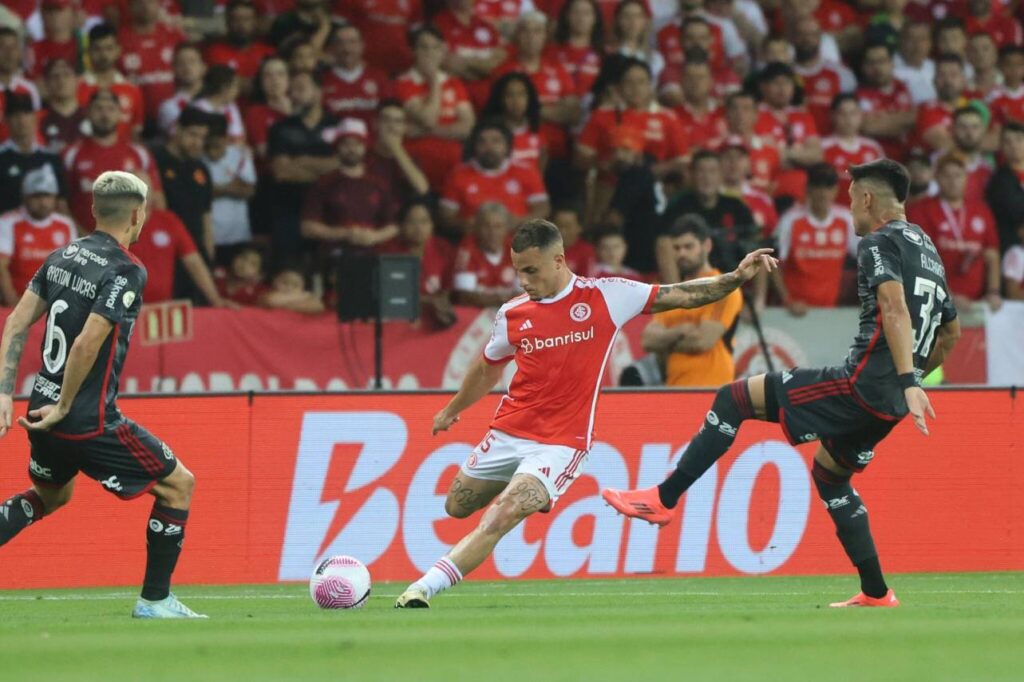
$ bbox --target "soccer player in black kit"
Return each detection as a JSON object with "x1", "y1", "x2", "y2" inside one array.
[
  {"x1": 604, "y1": 159, "x2": 961, "y2": 607},
  {"x1": 0, "y1": 171, "x2": 205, "y2": 619}
]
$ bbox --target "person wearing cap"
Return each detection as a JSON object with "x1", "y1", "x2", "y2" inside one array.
[
  {"x1": 39, "y1": 58, "x2": 84, "y2": 154},
  {"x1": 62, "y1": 89, "x2": 166, "y2": 232},
  {"x1": 320, "y1": 22, "x2": 390, "y2": 128},
  {"x1": 25, "y1": 0, "x2": 78, "y2": 81},
  {"x1": 492, "y1": 11, "x2": 581, "y2": 163},
  {"x1": 440, "y1": 118, "x2": 549, "y2": 236},
  {"x1": 641, "y1": 213, "x2": 743, "y2": 387},
  {"x1": 76, "y1": 23, "x2": 145, "y2": 143},
  {"x1": 951, "y1": 104, "x2": 994, "y2": 203},
  {"x1": 821, "y1": 93, "x2": 884, "y2": 205},
  {"x1": 771, "y1": 162, "x2": 857, "y2": 314},
  {"x1": 0, "y1": 166, "x2": 76, "y2": 305},
  {"x1": 907, "y1": 152, "x2": 1002, "y2": 311},
  {"x1": 152, "y1": 106, "x2": 215, "y2": 271},
  {"x1": 301, "y1": 117, "x2": 400, "y2": 256},
  {"x1": 0, "y1": 92, "x2": 68, "y2": 216}
]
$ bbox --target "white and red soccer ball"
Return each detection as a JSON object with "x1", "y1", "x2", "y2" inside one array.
[{"x1": 309, "y1": 555, "x2": 371, "y2": 609}]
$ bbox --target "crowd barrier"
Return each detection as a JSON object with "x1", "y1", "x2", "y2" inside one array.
[{"x1": 0, "y1": 390, "x2": 1019, "y2": 589}]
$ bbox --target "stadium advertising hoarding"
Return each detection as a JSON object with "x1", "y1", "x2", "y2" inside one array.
[{"x1": 0, "y1": 391, "x2": 1020, "y2": 589}]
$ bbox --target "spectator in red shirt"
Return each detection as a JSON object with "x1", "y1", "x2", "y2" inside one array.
[
  {"x1": 495, "y1": 12, "x2": 581, "y2": 163},
  {"x1": 433, "y1": 0, "x2": 508, "y2": 109},
  {"x1": 917, "y1": 54, "x2": 971, "y2": 153},
  {"x1": 968, "y1": 32, "x2": 1001, "y2": 97},
  {"x1": 856, "y1": 41, "x2": 916, "y2": 160},
  {"x1": 0, "y1": 28, "x2": 40, "y2": 120},
  {"x1": 381, "y1": 198, "x2": 456, "y2": 327},
  {"x1": 754, "y1": 61, "x2": 823, "y2": 200},
  {"x1": 366, "y1": 100, "x2": 430, "y2": 202},
  {"x1": 987, "y1": 46, "x2": 1024, "y2": 132},
  {"x1": 591, "y1": 229, "x2": 643, "y2": 280},
  {"x1": 908, "y1": 152, "x2": 1002, "y2": 310},
  {"x1": 610, "y1": 0, "x2": 665, "y2": 83},
  {"x1": 321, "y1": 22, "x2": 390, "y2": 127},
  {"x1": 720, "y1": 141, "x2": 779, "y2": 237},
  {"x1": 215, "y1": 244, "x2": 269, "y2": 306},
  {"x1": 265, "y1": 264, "x2": 325, "y2": 315},
  {"x1": 723, "y1": 90, "x2": 781, "y2": 192},
  {"x1": 546, "y1": 0, "x2": 605, "y2": 99},
  {"x1": 966, "y1": 0, "x2": 1023, "y2": 49},
  {"x1": 118, "y1": 0, "x2": 187, "y2": 121},
  {"x1": 157, "y1": 42, "x2": 207, "y2": 135},
  {"x1": 552, "y1": 202, "x2": 595, "y2": 277},
  {"x1": 26, "y1": 0, "x2": 79, "y2": 80},
  {"x1": 452, "y1": 202, "x2": 519, "y2": 307},
  {"x1": 301, "y1": 118, "x2": 399, "y2": 254},
  {"x1": 481, "y1": 72, "x2": 544, "y2": 170},
  {"x1": 39, "y1": 59, "x2": 85, "y2": 154},
  {"x1": 951, "y1": 104, "x2": 994, "y2": 202},
  {"x1": 440, "y1": 119, "x2": 550, "y2": 235},
  {"x1": 0, "y1": 167, "x2": 76, "y2": 305},
  {"x1": 667, "y1": 50, "x2": 727, "y2": 150},
  {"x1": 63, "y1": 89, "x2": 166, "y2": 232},
  {"x1": 790, "y1": 15, "x2": 856, "y2": 136},
  {"x1": 77, "y1": 24, "x2": 145, "y2": 142},
  {"x1": 282, "y1": 35, "x2": 324, "y2": 76},
  {"x1": 204, "y1": 0, "x2": 275, "y2": 90},
  {"x1": 243, "y1": 56, "x2": 291, "y2": 162},
  {"x1": 338, "y1": 0, "x2": 423, "y2": 77},
  {"x1": 395, "y1": 26, "x2": 475, "y2": 192},
  {"x1": 821, "y1": 93, "x2": 884, "y2": 203}
]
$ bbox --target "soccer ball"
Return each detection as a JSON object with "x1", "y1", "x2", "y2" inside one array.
[{"x1": 309, "y1": 555, "x2": 371, "y2": 609}]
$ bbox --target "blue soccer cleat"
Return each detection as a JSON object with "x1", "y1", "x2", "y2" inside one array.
[{"x1": 131, "y1": 593, "x2": 208, "y2": 619}]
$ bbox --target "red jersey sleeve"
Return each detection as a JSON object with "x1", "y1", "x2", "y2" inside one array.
[
  {"x1": 577, "y1": 110, "x2": 607, "y2": 154},
  {"x1": 663, "y1": 113, "x2": 688, "y2": 159},
  {"x1": 440, "y1": 167, "x2": 465, "y2": 213},
  {"x1": 169, "y1": 211, "x2": 199, "y2": 257},
  {"x1": 520, "y1": 165, "x2": 548, "y2": 204}
]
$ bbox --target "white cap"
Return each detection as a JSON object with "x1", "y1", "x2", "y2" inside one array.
[
  {"x1": 334, "y1": 117, "x2": 369, "y2": 142},
  {"x1": 22, "y1": 165, "x2": 59, "y2": 197}
]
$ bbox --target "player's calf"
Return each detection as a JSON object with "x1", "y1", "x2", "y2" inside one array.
[
  {"x1": 0, "y1": 481, "x2": 73, "y2": 546},
  {"x1": 141, "y1": 463, "x2": 195, "y2": 602}
]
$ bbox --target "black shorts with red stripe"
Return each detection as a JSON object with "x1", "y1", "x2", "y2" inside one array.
[
  {"x1": 765, "y1": 366, "x2": 899, "y2": 473},
  {"x1": 27, "y1": 419, "x2": 177, "y2": 499}
]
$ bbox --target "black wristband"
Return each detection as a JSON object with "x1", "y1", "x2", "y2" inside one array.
[{"x1": 898, "y1": 372, "x2": 919, "y2": 390}]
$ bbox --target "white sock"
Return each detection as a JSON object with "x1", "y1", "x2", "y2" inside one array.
[{"x1": 412, "y1": 557, "x2": 463, "y2": 598}]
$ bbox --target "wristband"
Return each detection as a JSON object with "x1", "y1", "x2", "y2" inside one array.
[{"x1": 897, "y1": 372, "x2": 919, "y2": 390}]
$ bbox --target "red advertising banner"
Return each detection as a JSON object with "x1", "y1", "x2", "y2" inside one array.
[{"x1": 0, "y1": 391, "x2": 1020, "y2": 589}]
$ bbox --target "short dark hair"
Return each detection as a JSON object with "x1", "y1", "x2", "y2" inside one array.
[
  {"x1": 935, "y1": 52, "x2": 965, "y2": 69},
  {"x1": 934, "y1": 16, "x2": 965, "y2": 35},
  {"x1": 619, "y1": 57, "x2": 652, "y2": 83},
  {"x1": 595, "y1": 228, "x2": 626, "y2": 244},
  {"x1": 999, "y1": 45, "x2": 1024, "y2": 61},
  {"x1": 226, "y1": 0, "x2": 257, "y2": 14},
  {"x1": 174, "y1": 41, "x2": 204, "y2": 60},
  {"x1": 831, "y1": 92, "x2": 858, "y2": 111},
  {"x1": 88, "y1": 88, "x2": 119, "y2": 107},
  {"x1": 376, "y1": 97, "x2": 404, "y2": 114},
  {"x1": 511, "y1": 219, "x2": 563, "y2": 253},
  {"x1": 468, "y1": 117, "x2": 513, "y2": 160},
  {"x1": 408, "y1": 24, "x2": 444, "y2": 49},
  {"x1": 849, "y1": 159, "x2": 910, "y2": 202},
  {"x1": 0, "y1": 27, "x2": 18, "y2": 42},
  {"x1": 691, "y1": 148, "x2": 720, "y2": 167},
  {"x1": 3, "y1": 92, "x2": 34, "y2": 116},
  {"x1": 178, "y1": 106, "x2": 212, "y2": 129},
  {"x1": 205, "y1": 112, "x2": 229, "y2": 138},
  {"x1": 88, "y1": 23, "x2": 117, "y2": 44},
  {"x1": 398, "y1": 196, "x2": 434, "y2": 224},
  {"x1": 806, "y1": 162, "x2": 839, "y2": 188},
  {"x1": 863, "y1": 40, "x2": 895, "y2": 58},
  {"x1": 666, "y1": 214, "x2": 711, "y2": 241},
  {"x1": 1003, "y1": 120, "x2": 1024, "y2": 136}
]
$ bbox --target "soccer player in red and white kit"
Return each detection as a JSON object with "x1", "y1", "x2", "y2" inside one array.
[{"x1": 395, "y1": 219, "x2": 775, "y2": 607}]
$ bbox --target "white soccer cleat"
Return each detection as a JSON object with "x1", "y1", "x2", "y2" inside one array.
[
  {"x1": 131, "y1": 593, "x2": 209, "y2": 619},
  {"x1": 394, "y1": 586, "x2": 430, "y2": 609}
]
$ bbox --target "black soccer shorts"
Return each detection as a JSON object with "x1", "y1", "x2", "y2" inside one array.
[
  {"x1": 27, "y1": 419, "x2": 178, "y2": 499},
  {"x1": 764, "y1": 366, "x2": 899, "y2": 473}
]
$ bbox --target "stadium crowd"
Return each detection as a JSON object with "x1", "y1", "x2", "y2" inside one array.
[{"x1": 1, "y1": 0, "x2": 1024, "y2": 385}]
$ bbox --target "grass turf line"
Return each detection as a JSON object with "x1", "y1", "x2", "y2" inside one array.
[{"x1": 1, "y1": 572, "x2": 1022, "y2": 682}]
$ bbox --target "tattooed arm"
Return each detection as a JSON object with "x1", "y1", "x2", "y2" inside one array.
[
  {"x1": 648, "y1": 248, "x2": 778, "y2": 314},
  {"x1": 0, "y1": 290, "x2": 48, "y2": 437}
]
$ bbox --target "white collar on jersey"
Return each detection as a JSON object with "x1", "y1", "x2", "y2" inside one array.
[{"x1": 538, "y1": 275, "x2": 578, "y2": 305}]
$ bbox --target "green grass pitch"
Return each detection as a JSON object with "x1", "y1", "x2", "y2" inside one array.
[{"x1": 2, "y1": 573, "x2": 1022, "y2": 682}]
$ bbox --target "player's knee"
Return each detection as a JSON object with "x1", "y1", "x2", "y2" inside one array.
[
  {"x1": 158, "y1": 466, "x2": 195, "y2": 508},
  {"x1": 477, "y1": 499, "x2": 524, "y2": 537},
  {"x1": 444, "y1": 496, "x2": 475, "y2": 519},
  {"x1": 35, "y1": 484, "x2": 72, "y2": 515}
]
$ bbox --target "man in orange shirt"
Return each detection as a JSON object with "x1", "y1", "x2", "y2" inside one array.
[{"x1": 641, "y1": 214, "x2": 742, "y2": 387}]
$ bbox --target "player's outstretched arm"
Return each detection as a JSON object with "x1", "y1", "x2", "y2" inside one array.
[
  {"x1": 19, "y1": 313, "x2": 113, "y2": 433},
  {"x1": 0, "y1": 290, "x2": 48, "y2": 437},
  {"x1": 648, "y1": 248, "x2": 778, "y2": 313},
  {"x1": 432, "y1": 355, "x2": 506, "y2": 435},
  {"x1": 876, "y1": 280, "x2": 934, "y2": 436}
]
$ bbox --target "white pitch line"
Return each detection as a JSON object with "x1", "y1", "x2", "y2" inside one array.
[{"x1": 0, "y1": 589, "x2": 1022, "y2": 602}]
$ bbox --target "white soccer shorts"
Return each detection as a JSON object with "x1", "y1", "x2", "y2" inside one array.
[{"x1": 460, "y1": 429, "x2": 590, "y2": 505}]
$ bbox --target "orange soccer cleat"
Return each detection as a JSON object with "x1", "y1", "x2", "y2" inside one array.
[
  {"x1": 601, "y1": 486, "x2": 674, "y2": 527},
  {"x1": 829, "y1": 589, "x2": 900, "y2": 608}
]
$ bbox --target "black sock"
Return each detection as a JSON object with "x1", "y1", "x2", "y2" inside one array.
[
  {"x1": 811, "y1": 462, "x2": 887, "y2": 598},
  {"x1": 658, "y1": 381, "x2": 755, "y2": 508},
  {"x1": 141, "y1": 504, "x2": 189, "y2": 601},
  {"x1": 0, "y1": 489, "x2": 44, "y2": 546}
]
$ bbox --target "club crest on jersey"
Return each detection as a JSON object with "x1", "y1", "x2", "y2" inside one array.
[
  {"x1": 902, "y1": 228, "x2": 923, "y2": 245},
  {"x1": 569, "y1": 303, "x2": 591, "y2": 322},
  {"x1": 62, "y1": 243, "x2": 80, "y2": 259}
]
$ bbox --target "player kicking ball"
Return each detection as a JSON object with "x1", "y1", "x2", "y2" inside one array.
[
  {"x1": 0, "y1": 171, "x2": 205, "y2": 619},
  {"x1": 603, "y1": 159, "x2": 961, "y2": 608},
  {"x1": 395, "y1": 219, "x2": 776, "y2": 608}
]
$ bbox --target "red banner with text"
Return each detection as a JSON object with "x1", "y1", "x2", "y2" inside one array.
[{"x1": 0, "y1": 391, "x2": 1020, "y2": 589}]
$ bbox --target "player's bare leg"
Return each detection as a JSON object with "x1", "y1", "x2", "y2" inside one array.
[
  {"x1": 602, "y1": 375, "x2": 768, "y2": 525},
  {"x1": 132, "y1": 461, "x2": 207, "y2": 619},
  {"x1": 812, "y1": 446, "x2": 898, "y2": 607},
  {"x1": 0, "y1": 478, "x2": 75, "y2": 546},
  {"x1": 443, "y1": 472, "x2": 508, "y2": 519},
  {"x1": 396, "y1": 474, "x2": 549, "y2": 608}
]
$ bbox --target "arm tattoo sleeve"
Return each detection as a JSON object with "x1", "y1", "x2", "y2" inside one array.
[
  {"x1": 653, "y1": 271, "x2": 742, "y2": 311},
  {"x1": 0, "y1": 329, "x2": 27, "y2": 394}
]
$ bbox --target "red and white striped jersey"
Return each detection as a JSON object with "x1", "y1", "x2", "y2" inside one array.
[{"x1": 483, "y1": 275, "x2": 659, "y2": 449}]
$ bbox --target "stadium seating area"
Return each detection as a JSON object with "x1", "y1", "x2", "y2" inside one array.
[{"x1": 1, "y1": 0, "x2": 1023, "y2": 382}]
